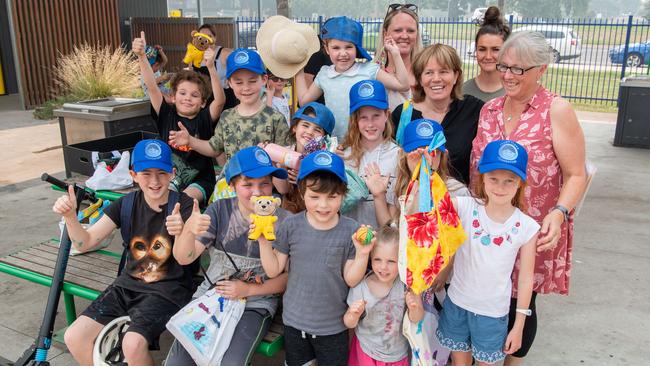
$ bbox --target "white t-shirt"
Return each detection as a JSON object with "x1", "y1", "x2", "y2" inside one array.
[
  {"x1": 448, "y1": 197, "x2": 540, "y2": 317},
  {"x1": 271, "y1": 95, "x2": 291, "y2": 126},
  {"x1": 343, "y1": 141, "x2": 399, "y2": 227}
]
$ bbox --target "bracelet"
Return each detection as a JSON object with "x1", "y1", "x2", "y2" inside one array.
[
  {"x1": 553, "y1": 204, "x2": 570, "y2": 222},
  {"x1": 516, "y1": 308, "x2": 532, "y2": 316}
]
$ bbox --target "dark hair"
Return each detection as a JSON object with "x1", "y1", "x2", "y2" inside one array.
[
  {"x1": 198, "y1": 23, "x2": 216, "y2": 37},
  {"x1": 170, "y1": 70, "x2": 211, "y2": 101},
  {"x1": 298, "y1": 171, "x2": 347, "y2": 196},
  {"x1": 475, "y1": 6, "x2": 511, "y2": 45}
]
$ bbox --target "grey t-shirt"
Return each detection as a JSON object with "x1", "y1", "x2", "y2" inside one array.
[
  {"x1": 274, "y1": 212, "x2": 359, "y2": 335},
  {"x1": 347, "y1": 274, "x2": 409, "y2": 362},
  {"x1": 195, "y1": 198, "x2": 289, "y2": 317},
  {"x1": 463, "y1": 78, "x2": 505, "y2": 103}
]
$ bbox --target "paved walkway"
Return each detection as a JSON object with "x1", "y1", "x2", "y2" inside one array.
[{"x1": 1, "y1": 94, "x2": 648, "y2": 365}]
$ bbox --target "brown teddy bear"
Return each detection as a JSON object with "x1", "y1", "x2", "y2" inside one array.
[
  {"x1": 248, "y1": 196, "x2": 282, "y2": 241},
  {"x1": 182, "y1": 30, "x2": 214, "y2": 68}
]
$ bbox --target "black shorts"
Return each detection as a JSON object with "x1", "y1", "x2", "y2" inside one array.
[
  {"x1": 507, "y1": 292, "x2": 538, "y2": 358},
  {"x1": 283, "y1": 325, "x2": 349, "y2": 366},
  {"x1": 81, "y1": 285, "x2": 181, "y2": 350}
]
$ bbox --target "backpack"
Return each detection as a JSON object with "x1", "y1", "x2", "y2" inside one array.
[{"x1": 117, "y1": 190, "x2": 180, "y2": 275}]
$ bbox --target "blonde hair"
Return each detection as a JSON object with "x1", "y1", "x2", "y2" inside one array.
[
  {"x1": 374, "y1": 8, "x2": 423, "y2": 67},
  {"x1": 474, "y1": 173, "x2": 527, "y2": 211},
  {"x1": 393, "y1": 149, "x2": 451, "y2": 206},
  {"x1": 372, "y1": 221, "x2": 400, "y2": 256},
  {"x1": 341, "y1": 108, "x2": 394, "y2": 168},
  {"x1": 412, "y1": 44, "x2": 464, "y2": 103}
]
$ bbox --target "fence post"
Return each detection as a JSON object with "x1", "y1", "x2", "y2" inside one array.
[
  {"x1": 619, "y1": 15, "x2": 634, "y2": 82},
  {"x1": 318, "y1": 15, "x2": 323, "y2": 34}
]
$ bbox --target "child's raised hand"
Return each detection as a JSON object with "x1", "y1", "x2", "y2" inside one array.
[
  {"x1": 383, "y1": 36, "x2": 399, "y2": 55},
  {"x1": 203, "y1": 47, "x2": 217, "y2": 68},
  {"x1": 363, "y1": 162, "x2": 389, "y2": 197},
  {"x1": 351, "y1": 226, "x2": 375, "y2": 256},
  {"x1": 405, "y1": 289, "x2": 423, "y2": 311},
  {"x1": 52, "y1": 185, "x2": 78, "y2": 219},
  {"x1": 348, "y1": 299, "x2": 366, "y2": 317},
  {"x1": 186, "y1": 199, "x2": 211, "y2": 236},
  {"x1": 504, "y1": 327, "x2": 523, "y2": 354},
  {"x1": 165, "y1": 202, "x2": 184, "y2": 236},
  {"x1": 169, "y1": 122, "x2": 190, "y2": 147},
  {"x1": 287, "y1": 168, "x2": 298, "y2": 185},
  {"x1": 132, "y1": 31, "x2": 146, "y2": 57},
  {"x1": 334, "y1": 145, "x2": 346, "y2": 158}
]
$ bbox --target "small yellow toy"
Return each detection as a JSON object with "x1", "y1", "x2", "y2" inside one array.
[
  {"x1": 355, "y1": 226, "x2": 374, "y2": 245},
  {"x1": 249, "y1": 196, "x2": 282, "y2": 241},
  {"x1": 182, "y1": 30, "x2": 214, "y2": 68}
]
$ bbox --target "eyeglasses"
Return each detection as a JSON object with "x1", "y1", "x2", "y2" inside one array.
[
  {"x1": 269, "y1": 76, "x2": 287, "y2": 82},
  {"x1": 386, "y1": 3, "x2": 418, "y2": 16},
  {"x1": 496, "y1": 64, "x2": 538, "y2": 75}
]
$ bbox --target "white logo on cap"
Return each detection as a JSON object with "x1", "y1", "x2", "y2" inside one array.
[
  {"x1": 313, "y1": 152, "x2": 333, "y2": 166},
  {"x1": 357, "y1": 82, "x2": 374, "y2": 98},
  {"x1": 144, "y1": 142, "x2": 162, "y2": 159},
  {"x1": 234, "y1": 51, "x2": 250, "y2": 65},
  {"x1": 415, "y1": 122, "x2": 434, "y2": 138},
  {"x1": 498, "y1": 143, "x2": 519, "y2": 161},
  {"x1": 255, "y1": 149, "x2": 270, "y2": 165}
]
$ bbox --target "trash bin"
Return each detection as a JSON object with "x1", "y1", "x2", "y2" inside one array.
[
  {"x1": 54, "y1": 97, "x2": 157, "y2": 147},
  {"x1": 614, "y1": 76, "x2": 650, "y2": 149}
]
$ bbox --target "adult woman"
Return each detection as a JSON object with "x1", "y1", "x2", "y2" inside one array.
[
  {"x1": 374, "y1": 3, "x2": 423, "y2": 110},
  {"x1": 470, "y1": 31, "x2": 586, "y2": 365},
  {"x1": 464, "y1": 6, "x2": 510, "y2": 102},
  {"x1": 192, "y1": 24, "x2": 239, "y2": 110},
  {"x1": 392, "y1": 44, "x2": 484, "y2": 184}
]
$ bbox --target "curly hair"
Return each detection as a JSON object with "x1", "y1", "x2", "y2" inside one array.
[{"x1": 170, "y1": 70, "x2": 211, "y2": 101}]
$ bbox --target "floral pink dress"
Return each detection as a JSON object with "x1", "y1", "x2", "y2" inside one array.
[{"x1": 470, "y1": 86, "x2": 573, "y2": 295}]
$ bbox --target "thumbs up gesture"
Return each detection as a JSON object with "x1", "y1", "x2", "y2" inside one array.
[
  {"x1": 165, "y1": 202, "x2": 184, "y2": 236},
  {"x1": 168, "y1": 121, "x2": 190, "y2": 148},
  {"x1": 52, "y1": 185, "x2": 78, "y2": 219},
  {"x1": 186, "y1": 199, "x2": 211, "y2": 236},
  {"x1": 132, "y1": 31, "x2": 147, "y2": 57}
]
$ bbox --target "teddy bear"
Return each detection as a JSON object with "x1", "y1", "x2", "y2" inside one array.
[
  {"x1": 182, "y1": 30, "x2": 214, "y2": 68},
  {"x1": 248, "y1": 196, "x2": 282, "y2": 241}
]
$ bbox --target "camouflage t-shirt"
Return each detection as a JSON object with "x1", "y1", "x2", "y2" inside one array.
[{"x1": 208, "y1": 105, "x2": 290, "y2": 160}]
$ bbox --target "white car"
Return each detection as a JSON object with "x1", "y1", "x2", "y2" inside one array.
[{"x1": 514, "y1": 25, "x2": 582, "y2": 63}]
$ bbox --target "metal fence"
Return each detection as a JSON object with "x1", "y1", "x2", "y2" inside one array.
[{"x1": 236, "y1": 15, "x2": 650, "y2": 105}]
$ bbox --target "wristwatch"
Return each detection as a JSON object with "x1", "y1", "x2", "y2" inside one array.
[
  {"x1": 553, "y1": 204, "x2": 570, "y2": 222},
  {"x1": 516, "y1": 308, "x2": 532, "y2": 316}
]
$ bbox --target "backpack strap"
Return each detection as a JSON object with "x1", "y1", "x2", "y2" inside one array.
[{"x1": 117, "y1": 191, "x2": 180, "y2": 275}]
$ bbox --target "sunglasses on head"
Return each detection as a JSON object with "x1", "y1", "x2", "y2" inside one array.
[{"x1": 386, "y1": 3, "x2": 418, "y2": 16}]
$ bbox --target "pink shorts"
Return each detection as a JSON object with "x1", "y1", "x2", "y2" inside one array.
[{"x1": 348, "y1": 333, "x2": 409, "y2": 366}]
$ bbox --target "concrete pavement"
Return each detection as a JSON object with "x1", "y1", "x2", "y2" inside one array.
[{"x1": 0, "y1": 94, "x2": 648, "y2": 365}]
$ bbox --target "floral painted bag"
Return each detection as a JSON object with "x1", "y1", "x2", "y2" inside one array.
[{"x1": 398, "y1": 156, "x2": 466, "y2": 295}]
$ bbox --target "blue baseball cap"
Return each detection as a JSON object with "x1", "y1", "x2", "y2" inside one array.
[
  {"x1": 131, "y1": 139, "x2": 173, "y2": 173},
  {"x1": 224, "y1": 146, "x2": 288, "y2": 184},
  {"x1": 478, "y1": 140, "x2": 528, "y2": 181},
  {"x1": 349, "y1": 79, "x2": 388, "y2": 114},
  {"x1": 321, "y1": 16, "x2": 372, "y2": 61},
  {"x1": 401, "y1": 119, "x2": 446, "y2": 153},
  {"x1": 292, "y1": 102, "x2": 335, "y2": 135},
  {"x1": 226, "y1": 48, "x2": 266, "y2": 78},
  {"x1": 297, "y1": 150, "x2": 347, "y2": 184}
]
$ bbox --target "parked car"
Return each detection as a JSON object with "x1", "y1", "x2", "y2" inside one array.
[
  {"x1": 471, "y1": 7, "x2": 488, "y2": 23},
  {"x1": 513, "y1": 25, "x2": 581, "y2": 63},
  {"x1": 608, "y1": 41, "x2": 650, "y2": 67}
]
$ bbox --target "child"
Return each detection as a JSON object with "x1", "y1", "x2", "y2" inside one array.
[
  {"x1": 344, "y1": 223, "x2": 424, "y2": 366},
  {"x1": 171, "y1": 48, "x2": 290, "y2": 166},
  {"x1": 265, "y1": 70, "x2": 291, "y2": 124},
  {"x1": 165, "y1": 146, "x2": 291, "y2": 365},
  {"x1": 133, "y1": 31, "x2": 224, "y2": 206},
  {"x1": 258, "y1": 150, "x2": 372, "y2": 366},
  {"x1": 295, "y1": 16, "x2": 410, "y2": 139},
  {"x1": 436, "y1": 140, "x2": 539, "y2": 365},
  {"x1": 277, "y1": 101, "x2": 335, "y2": 213},
  {"x1": 54, "y1": 140, "x2": 198, "y2": 366},
  {"x1": 140, "y1": 44, "x2": 172, "y2": 100},
  {"x1": 341, "y1": 79, "x2": 400, "y2": 227}
]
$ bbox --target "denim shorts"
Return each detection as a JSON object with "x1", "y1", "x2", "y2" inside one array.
[{"x1": 436, "y1": 296, "x2": 507, "y2": 364}]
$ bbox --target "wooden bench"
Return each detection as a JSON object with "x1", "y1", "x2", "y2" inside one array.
[{"x1": 0, "y1": 238, "x2": 284, "y2": 357}]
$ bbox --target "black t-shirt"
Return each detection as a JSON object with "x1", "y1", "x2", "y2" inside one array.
[
  {"x1": 304, "y1": 43, "x2": 332, "y2": 105},
  {"x1": 153, "y1": 102, "x2": 216, "y2": 188},
  {"x1": 104, "y1": 191, "x2": 198, "y2": 306},
  {"x1": 392, "y1": 95, "x2": 484, "y2": 184}
]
